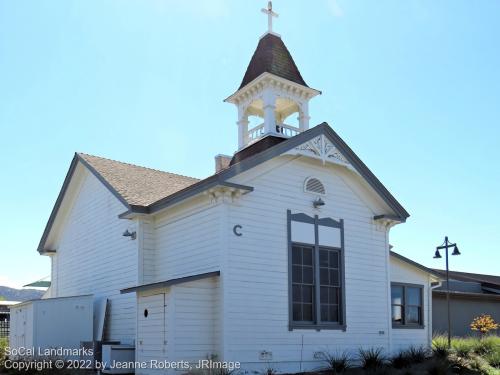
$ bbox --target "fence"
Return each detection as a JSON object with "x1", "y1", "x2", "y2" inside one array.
[{"x1": 0, "y1": 313, "x2": 9, "y2": 338}]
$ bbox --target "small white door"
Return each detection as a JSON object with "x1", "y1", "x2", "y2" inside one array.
[{"x1": 137, "y1": 293, "x2": 167, "y2": 368}]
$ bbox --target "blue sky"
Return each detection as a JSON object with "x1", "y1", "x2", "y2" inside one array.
[{"x1": 1, "y1": 0, "x2": 499, "y2": 288}]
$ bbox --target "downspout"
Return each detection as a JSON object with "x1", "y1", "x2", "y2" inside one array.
[
  {"x1": 384, "y1": 224, "x2": 392, "y2": 354},
  {"x1": 429, "y1": 279, "x2": 443, "y2": 347}
]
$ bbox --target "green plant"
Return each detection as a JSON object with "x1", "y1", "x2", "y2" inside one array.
[
  {"x1": 432, "y1": 336, "x2": 449, "y2": 359},
  {"x1": 390, "y1": 351, "x2": 411, "y2": 369},
  {"x1": 319, "y1": 351, "x2": 352, "y2": 374},
  {"x1": 485, "y1": 351, "x2": 500, "y2": 369},
  {"x1": 452, "y1": 338, "x2": 475, "y2": 358},
  {"x1": 473, "y1": 336, "x2": 497, "y2": 356},
  {"x1": 358, "y1": 347, "x2": 385, "y2": 371},
  {"x1": 407, "y1": 346, "x2": 429, "y2": 364},
  {"x1": 0, "y1": 336, "x2": 8, "y2": 371}
]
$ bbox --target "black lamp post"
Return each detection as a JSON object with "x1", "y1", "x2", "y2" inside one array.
[{"x1": 434, "y1": 236, "x2": 461, "y2": 347}]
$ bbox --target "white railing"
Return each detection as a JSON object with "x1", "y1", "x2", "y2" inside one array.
[
  {"x1": 277, "y1": 123, "x2": 300, "y2": 137},
  {"x1": 247, "y1": 123, "x2": 265, "y2": 142},
  {"x1": 245, "y1": 123, "x2": 300, "y2": 145}
]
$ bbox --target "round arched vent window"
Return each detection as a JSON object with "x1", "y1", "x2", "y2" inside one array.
[
  {"x1": 304, "y1": 177, "x2": 326, "y2": 195},
  {"x1": 144, "y1": 309, "x2": 148, "y2": 318}
]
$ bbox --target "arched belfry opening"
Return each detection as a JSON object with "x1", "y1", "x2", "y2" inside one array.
[{"x1": 224, "y1": 3, "x2": 321, "y2": 151}]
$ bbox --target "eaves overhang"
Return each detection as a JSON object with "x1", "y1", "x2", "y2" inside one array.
[
  {"x1": 118, "y1": 180, "x2": 254, "y2": 219},
  {"x1": 224, "y1": 72, "x2": 321, "y2": 104}
]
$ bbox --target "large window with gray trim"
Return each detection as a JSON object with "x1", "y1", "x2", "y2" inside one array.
[
  {"x1": 391, "y1": 283, "x2": 424, "y2": 328},
  {"x1": 288, "y1": 211, "x2": 345, "y2": 330}
]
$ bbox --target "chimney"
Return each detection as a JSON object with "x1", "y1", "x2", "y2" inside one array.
[{"x1": 214, "y1": 154, "x2": 232, "y2": 173}]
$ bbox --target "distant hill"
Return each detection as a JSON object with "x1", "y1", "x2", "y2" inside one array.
[{"x1": 0, "y1": 286, "x2": 44, "y2": 302}]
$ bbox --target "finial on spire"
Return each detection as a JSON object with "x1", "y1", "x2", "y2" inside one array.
[{"x1": 261, "y1": 1, "x2": 278, "y2": 34}]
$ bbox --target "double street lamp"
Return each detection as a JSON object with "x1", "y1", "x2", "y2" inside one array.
[{"x1": 434, "y1": 236, "x2": 461, "y2": 347}]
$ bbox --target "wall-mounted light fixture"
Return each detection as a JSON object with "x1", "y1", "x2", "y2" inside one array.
[
  {"x1": 313, "y1": 197, "x2": 325, "y2": 208},
  {"x1": 123, "y1": 229, "x2": 136, "y2": 240}
]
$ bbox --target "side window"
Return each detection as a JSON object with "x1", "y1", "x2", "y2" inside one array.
[{"x1": 391, "y1": 284, "x2": 424, "y2": 328}]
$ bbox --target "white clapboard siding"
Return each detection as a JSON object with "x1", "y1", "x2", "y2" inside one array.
[
  {"x1": 50, "y1": 169, "x2": 138, "y2": 343},
  {"x1": 223, "y1": 156, "x2": 391, "y2": 372},
  {"x1": 169, "y1": 277, "x2": 220, "y2": 363},
  {"x1": 390, "y1": 257, "x2": 432, "y2": 353},
  {"x1": 152, "y1": 198, "x2": 222, "y2": 281}
]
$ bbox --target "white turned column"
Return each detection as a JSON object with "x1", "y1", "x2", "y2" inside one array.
[
  {"x1": 299, "y1": 101, "x2": 310, "y2": 131},
  {"x1": 263, "y1": 89, "x2": 276, "y2": 134},
  {"x1": 237, "y1": 117, "x2": 249, "y2": 149}
]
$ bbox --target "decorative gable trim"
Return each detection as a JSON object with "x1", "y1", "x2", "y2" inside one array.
[{"x1": 285, "y1": 134, "x2": 353, "y2": 169}]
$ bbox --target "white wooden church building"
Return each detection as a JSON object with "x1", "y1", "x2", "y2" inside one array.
[{"x1": 29, "y1": 3, "x2": 440, "y2": 374}]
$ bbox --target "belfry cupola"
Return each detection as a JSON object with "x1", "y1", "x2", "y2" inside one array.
[{"x1": 225, "y1": 1, "x2": 321, "y2": 150}]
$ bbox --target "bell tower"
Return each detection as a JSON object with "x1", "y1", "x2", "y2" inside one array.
[{"x1": 225, "y1": 1, "x2": 321, "y2": 151}]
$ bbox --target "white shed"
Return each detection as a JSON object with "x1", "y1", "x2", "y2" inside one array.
[{"x1": 9, "y1": 295, "x2": 93, "y2": 358}]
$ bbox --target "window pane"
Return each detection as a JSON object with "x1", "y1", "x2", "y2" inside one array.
[
  {"x1": 319, "y1": 250, "x2": 328, "y2": 267},
  {"x1": 292, "y1": 246, "x2": 302, "y2": 264},
  {"x1": 292, "y1": 285, "x2": 301, "y2": 302},
  {"x1": 303, "y1": 266, "x2": 313, "y2": 284},
  {"x1": 406, "y1": 306, "x2": 421, "y2": 324},
  {"x1": 293, "y1": 303, "x2": 302, "y2": 321},
  {"x1": 391, "y1": 286, "x2": 403, "y2": 305},
  {"x1": 329, "y1": 251, "x2": 339, "y2": 268},
  {"x1": 329, "y1": 288, "x2": 338, "y2": 304},
  {"x1": 320, "y1": 286, "x2": 328, "y2": 302},
  {"x1": 303, "y1": 248, "x2": 313, "y2": 266},
  {"x1": 407, "y1": 287, "x2": 421, "y2": 306},
  {"x1": 302, "y1": 286, "x2": 313, "y2": 303},
  {"x1": 321, "y1": 305, "x2": 328, "y2": 321},
  {"x1": 320, "y1": 268, "x2": 329, "y2": 285},
  {"x1": 302, "y1": 304, "x2": 313, "y2": 321},
  {"x1": 392, "y1": 306, "x2": 403, "y2": 323},
  {"x1": 329, "y1": 305, "x2": 339, "y2": 322},
  {"x1": 329, "y1": 270, "x2": 339, "y2": 286},
  {"x1": 292, "y1": 265, "x2": 302, "y2": 283}
]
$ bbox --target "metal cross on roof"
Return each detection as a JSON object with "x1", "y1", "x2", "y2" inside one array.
[{"x1": 261, "y1": 1, "x2": 278, "y2": 33}]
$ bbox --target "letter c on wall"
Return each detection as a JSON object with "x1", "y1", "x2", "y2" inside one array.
[{"x1": 233, "y1": 225, "x2": 243, "y2": 237}]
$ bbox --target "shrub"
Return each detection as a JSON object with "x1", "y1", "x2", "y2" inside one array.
[
  {"x1": 319, "y1": 351, "x2": 352, "y2": 374},
  {"x1": 0, "y1": 337, "x2": 7, "y2": 371},
  {"x1": 358, "y1": 347, "x2": 385, "y2": 371},
  {"x1": 407, "y1": 346, "x2": 429, "y2": 363},
  {"x1": 451, "y1": 338, "x2": 475, "y2": 358},
  {"x1": 390, "y1": 351, "x2": 411, "y2": 369},
  {"x1": 470, "y1": 315, "x2": 499, "y2": 337},
  {"x1": 472, "y1": 336, "x2": 497, "y2": 355},
  {"x1": 432, "y1": 336, "x2": 449, "y2": 359},
  {"x1": 485, "y1": 351, "x2": 500, "y2": 368}
]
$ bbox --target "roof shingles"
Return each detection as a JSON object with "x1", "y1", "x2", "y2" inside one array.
[
  {"x1": 78, "y1": 153, "x2": 200, "y2": 207},
  {"x1": 239, "y1": 33, "x2": 308, "y2": 89}
]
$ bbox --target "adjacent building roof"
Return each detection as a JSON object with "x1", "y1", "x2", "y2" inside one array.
[
  {"x1": 431, "y1": 269, "x2": 500, "y2": 289},
  {"x1": 239, "y1": 33, "x2": 308, "y2": 89}
]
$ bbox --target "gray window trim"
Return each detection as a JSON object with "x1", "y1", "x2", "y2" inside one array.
[
  {"x1": 391, "y1": 282, "x2": 425, "y2": 329},
  {"x1": 288, "y1": 210, "x2": 346, "y2": 331}
]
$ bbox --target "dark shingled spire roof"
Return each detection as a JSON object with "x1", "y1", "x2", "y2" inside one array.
[{"x1": 239, "y1": 33, "x2": 308, "y2": 89}]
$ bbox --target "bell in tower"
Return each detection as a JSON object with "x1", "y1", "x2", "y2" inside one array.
[{"x1": 225, "y1": 2, "x2": 321, "y2": 151}]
